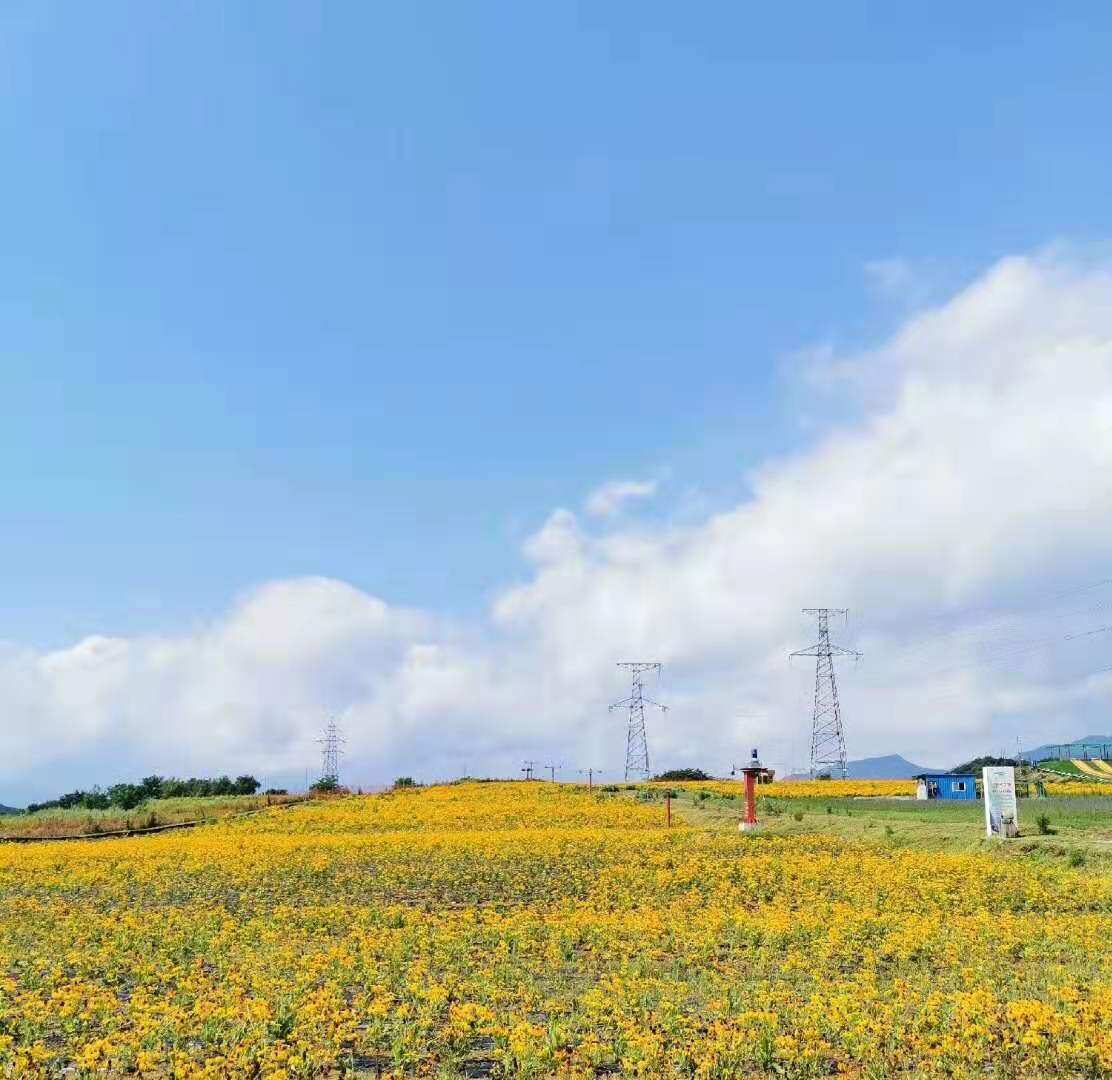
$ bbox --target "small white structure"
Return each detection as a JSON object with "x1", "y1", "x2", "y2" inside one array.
[{"x1": 983, "y1": 766, "x2": 1019, "y2": 838}]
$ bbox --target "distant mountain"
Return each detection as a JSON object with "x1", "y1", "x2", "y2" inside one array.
[
  {"x1": 0, "y1": 804, "x2": 20, "y2": 815},
  {"x1": 786, "y1": 754, "x2": 937, "y2": 780},
  {"x1": 1019, "y1": 735, "x2": 1112, "y2": 762},
  {"x1": 846, "y1": 754, "x2": 938, "y2": 778}
]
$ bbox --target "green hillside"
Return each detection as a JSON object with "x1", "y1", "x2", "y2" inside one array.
[
  {"x1": 1039, "y1": 759, "x2": 1084, "y2": 777},
  {"x1": 1036, "y1": 759, "x2": 1112, "y2": 782}
]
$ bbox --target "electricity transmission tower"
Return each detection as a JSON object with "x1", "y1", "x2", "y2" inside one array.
[
  {"x1": 790, "y1": 609, "x2": 861, "y2": 779},
  {"x1": 317, "y1": 720, "x2": 345, "y2": 785},
  {"x1": 544, "y1": 763, "x2": 562, "y2": 782},
  {"x1": 610, "y1": 662, "x2": 667, "y2": 781},
  {"x1": 521, "y1": 760, "x2": 538, "y2": 780}
]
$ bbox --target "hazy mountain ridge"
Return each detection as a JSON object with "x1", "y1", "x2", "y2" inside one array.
[
  {"x1": 1020, "y1": 735, "x2": 1112, "y2": 762},
  {"x1": 786, "y1": 754, "x2": 937, "y2": 780}
]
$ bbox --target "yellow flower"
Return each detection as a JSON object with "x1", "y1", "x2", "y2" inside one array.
[{"x1": 0, "y1": 781, "x2": 1106, "y2": 1078}]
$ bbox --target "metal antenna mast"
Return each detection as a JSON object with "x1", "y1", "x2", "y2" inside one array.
[
  {"x1": 610, "y1": 662, "x2": 667, "y2": 780},
  {"x1": 521, "y1": 760, "x2": 538, "y2": 780},
  {"x1": 790, "y1": 609, "x2": 861, "y2": 779},
  {"x1": 317, "y1": 720, "x2": 345, "y2": 785}
]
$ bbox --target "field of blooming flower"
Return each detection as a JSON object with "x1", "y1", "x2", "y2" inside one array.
[
  {"x1": 654, "y1": 779, "x2": 918, "y2": 799},
  {"x1": 0, "y1": 781, "x2": 1109, "y2": 1078},
  {"x1": 0, "y1": 795, "x2": 301, "y2": 841}
]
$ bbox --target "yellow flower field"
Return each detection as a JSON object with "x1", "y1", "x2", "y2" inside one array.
[
  {"x1": 669, "y1": 777, "x2": 1112, "y2": 800},
  {"x1": 0, "y1": 782, "x2": 1109, "y2": 1078},
  {"x1": 1044, "y1": 782, "x2": 1112, "y2": 797},
  {"x1": 656, "y1": 779, "x2": 917, "y2": 799}
]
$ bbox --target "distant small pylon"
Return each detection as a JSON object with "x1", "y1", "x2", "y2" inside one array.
[{"x1": 317, "y1": 720, "x2": 345, "y2": 785}]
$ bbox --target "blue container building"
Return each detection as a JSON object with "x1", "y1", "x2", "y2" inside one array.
[{"x1": 914, "y1": 773, "x2": 977, "y2": 800}]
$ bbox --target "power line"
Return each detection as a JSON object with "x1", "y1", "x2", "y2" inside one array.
[
  {"x1": 862, "y1": 622, "x2": 1112, "y2": 690},
  {"x1": 1064, "y1": 624, "x2": 1112, "y2": 641},
  {"x1": 791, "y1": 609, "x2": 861, "y2": 779},
  {"x1": 610, "y1": 662, "x2": 667, "y2": 781},
  {"x1": 875, "y1": 577, "x2": 1112, "y2": 667}
]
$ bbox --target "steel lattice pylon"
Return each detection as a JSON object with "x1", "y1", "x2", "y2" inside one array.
[
  {"x1": 609, "y1": 662, "x2": 667, "y2": 780},
  {"x1": 317, "y1": 720, "x2": 345, "y2": 785},
  {"x1": 790, "y1": 609, "x2": 861, "y2": 779}
]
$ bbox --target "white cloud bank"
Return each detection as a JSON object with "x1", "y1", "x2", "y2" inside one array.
[
  {"x1": 6, "y1": 250, "x2": 1112, "y2": 801},
  {"x1": 584, "y1": 478, "x2": 659, "y2": 517}
]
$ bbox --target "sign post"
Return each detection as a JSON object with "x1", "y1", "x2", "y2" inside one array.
[{"x1": 983, "y1": 766, "x2": 1019, "y2": 838}]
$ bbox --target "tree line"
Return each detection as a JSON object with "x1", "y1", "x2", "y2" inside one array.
[{"x1": 26, "y1": 774, "x2": 262, "y2": 814}]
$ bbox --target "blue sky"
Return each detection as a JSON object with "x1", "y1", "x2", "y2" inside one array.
[
  {"x1": 4, "y1": 5, "x2": 1112, "y2": 799},
  {"x1": 4, "y1": 3, "x2": 1109, "y2": 644}
]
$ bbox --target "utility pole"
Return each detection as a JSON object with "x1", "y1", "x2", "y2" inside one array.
[
  {"x1": 317, "y1": 720, "x2": 345, "y2": 786},
  {"x1": 578, "y1": 767, "x2": 600, "y2": 792},
  {"x1": 521, "y1": 760, "x2": 538, "y2": 781},
  {"x1": 790, "y1": 609, "x2": 861, "y2": 780},
  {"x1": 610, "y1": 662, "x2": 667, "y2": 781},
  {"x1": 544, "y1": 763, "x2": 562, "y2": 782}
]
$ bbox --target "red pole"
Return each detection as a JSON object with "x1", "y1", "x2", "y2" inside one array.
[
  {"x1": 739, "y1": 748, "x2": 764, "y2": 832},
  {"x1": 744, "y1": 771, "x2": 757, "y2": 826},
  {"x1": 666, "y1": 793, "x2": 672, "y2": 827}
]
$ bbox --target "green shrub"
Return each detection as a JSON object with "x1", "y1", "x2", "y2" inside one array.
[{"x1": 1036, "y1": 813, "x2": 1053, "y2": 835}]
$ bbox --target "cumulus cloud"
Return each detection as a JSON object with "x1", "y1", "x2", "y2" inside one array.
[
  {"x1": 584, "y1": 478, "x2": 659, "y2": 517},
  {"x1": 5, "y1": 249, "x2": 1112, "y2": 802}
]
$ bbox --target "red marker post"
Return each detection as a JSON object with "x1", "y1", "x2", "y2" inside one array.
[{"x1": 739, "y1": 748, "x2": 764, "y2": 832}]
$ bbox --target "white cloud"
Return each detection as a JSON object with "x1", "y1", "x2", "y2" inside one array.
[
  {"x1": 584, "y1": 478, "x2": 659, "y2": 517},
  {"x1": 5, "y1": 249, "x2": 1112, "y2": 802},
  {"x1": 864, "y1": 256, "x2": 918, "y2": 299}
]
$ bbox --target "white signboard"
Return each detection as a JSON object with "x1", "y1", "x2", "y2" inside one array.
[{"x1": 983, "y1": 766, "x2": 1019, "y2": 838}]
